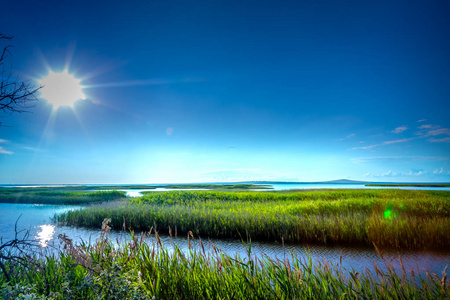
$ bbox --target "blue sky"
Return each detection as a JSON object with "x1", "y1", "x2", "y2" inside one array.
[{"x1": 1, "y1": 0, "x2": 449, "y2": 184}]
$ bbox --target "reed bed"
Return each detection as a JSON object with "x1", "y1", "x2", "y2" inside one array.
[
  {"x1": 56, "y1": 189, "x2": 450, "y2": 249},
  {"x1": 0, "y1": 190, "x2": 126, "y2": 205},
  {"x1": 0, "y1": 222, "x2": 448, "y2": 299}
]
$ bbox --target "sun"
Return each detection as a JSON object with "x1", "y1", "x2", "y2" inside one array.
[{"x1": 38, "y1": 70, "x2": 86, "y2": 108}]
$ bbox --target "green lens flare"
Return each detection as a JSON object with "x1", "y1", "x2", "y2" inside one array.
[{"x1": 384, "y1": 210, "x2": 392, "y2": 218}]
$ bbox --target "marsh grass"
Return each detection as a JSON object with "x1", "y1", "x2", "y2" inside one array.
[
  {"x1": 56, "y1": 189, "x2": 450, "y2": 250},
  {"x1": 0, "y1": 183, "x2": 265, "y2": 196},
  {"x1": 0, "y1": 221, "x2": 448, "y2": 299},
  {"x1": 0, "y1": 190, "x2": 126, "y2": 205}
]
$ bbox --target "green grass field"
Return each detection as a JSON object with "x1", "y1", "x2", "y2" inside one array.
[{"x1": 56, "y1": 189, "x2": 450, "y2": 250}]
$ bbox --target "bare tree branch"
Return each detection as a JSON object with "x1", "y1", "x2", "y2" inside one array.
[
  {"x1": 0, "y1": 33, "x2": 41, "y2": 126},
  {"x1": 0, "y1": 215, "x2": 42, "y2": 282}
]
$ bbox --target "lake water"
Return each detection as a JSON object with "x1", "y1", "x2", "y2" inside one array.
[
  {"x1": 1, "y1": 202, "x2": 448, "y2": 279},
  {"x1": 122, "y1": 188, "x2": 209, "y2": 197}
]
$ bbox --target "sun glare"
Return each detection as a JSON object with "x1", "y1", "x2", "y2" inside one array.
[
  {"x1": 39, "y1": 70, "x2": 86, "y2": 108},
  {"x1": 36, "y1": 224, "x2": 55, "y2": 247}
]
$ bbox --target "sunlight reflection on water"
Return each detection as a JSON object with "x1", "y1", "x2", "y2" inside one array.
[{"x1": 36, "y1": 224, "x2": 55, "y2": 247}]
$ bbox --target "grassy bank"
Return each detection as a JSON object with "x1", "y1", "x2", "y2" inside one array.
[
  {"x1": 1, "y1": 224, "x2": 448, "y2": 299},
  {"x1": 0, "y1": 190, "x2": 126, "y2": 205},
  {"x1": 56, "y1": 189, "x2": 450, "y2": 250}
]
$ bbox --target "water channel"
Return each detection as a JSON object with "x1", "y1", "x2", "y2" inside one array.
[{"x1": 1, "y1": 195, "x2": 448, "y2": 279}]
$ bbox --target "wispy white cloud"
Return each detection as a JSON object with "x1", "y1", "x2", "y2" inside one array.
[
  {"x1": 382, "y1": 138, "x2": 413, "y2": 145},
  {"x1": 352, "y1": 144, "x2": 378, "y2": 150},
  {"x1": 429, "y1": 137, "x2": 450, "y2": 143},
  {"x1": 381, "y1": 170, "x2": 399, "y2": 177},
  {"x1": 0, "y1": 146, "x2": 13, "y2": 155},
  {"x1": 336, "y1": 133, "x2": 356, "y2": 141},
  {"x1": 418, "y1": 124, "x2": 433, "y2": 129},
  {"x1": 352, "y1": 137, "x2": 413, "y2": 150},
  {"x1": 433, "y1": 167, "x2": 444, "y2": 175},
  {"x1": 405, "y1": 169, "x2": 428, "y2": 176},
  {"x1": 22, "y1": 146, "x2": 44, "y2": 152},
  {"x1": 417, "y1": 119, "x2": 427, "y2": 122},
  {"x1": 391, "y1": 126, "x2": 408, "y2": 134},
  {"x1": 0, "y1": 139, "x2": 9, "y2": 143},
  {"x1": 353, "y1": 123, "x2": 450, "y2": 149},
  {"x1": 364, "y1": 169, "x2": 428, "y2": 178},
  {"x1": 427, "y1": 128, "x2": 450, "y2": 136},
  {"x1": 415, "y1": 124, "x2": 450, "y2": 139}
]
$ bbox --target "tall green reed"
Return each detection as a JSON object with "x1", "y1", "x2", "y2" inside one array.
[
  {"x1": 56, "y1": 190, "x2": 450, "y2": 250},
  {"x1": 1, "y1": 222, "x2": 448, "y2": 299}
]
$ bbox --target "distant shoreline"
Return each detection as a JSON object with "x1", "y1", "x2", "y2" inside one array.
[{"x1": 366, "y1": 183, "x2": 450, "y2": 187}]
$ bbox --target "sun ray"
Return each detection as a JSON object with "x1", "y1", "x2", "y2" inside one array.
[
  {"x1": 35, "y1": 49, "x2": 52, "y2": 72},
  {"x1": 81, "y1": 60, "x2": 128, "y2": 80},
  {"x1": 64, "y1": 43, "x2": 77, "y2": 72},
  {"x1": 83, "y1": 78, "x2": 170, "y2": 89},
  {"x1": 37, "y1": 106, "x2": 58, "y2": 147},
  {"x1": 71, "y1": 105, "x2": 92, "y2": 142}
]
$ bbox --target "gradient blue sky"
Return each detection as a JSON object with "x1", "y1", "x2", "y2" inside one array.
[{"x1": 1, "y1": 0, "x2": 449, "y2": 184}]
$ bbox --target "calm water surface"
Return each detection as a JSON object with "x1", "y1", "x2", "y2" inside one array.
[
  {"x1": 1, "y1": 203, "x2": 448, "y2": 279},
  {"x1": 122, "y1": 188, "x2": 208, "y2": 197}
]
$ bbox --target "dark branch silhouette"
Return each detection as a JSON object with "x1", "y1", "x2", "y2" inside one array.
[
  {"x1": 0, "y1": 216, "x2": 41, "y2": 282},
  {"x1": 0, "y1": 33, "x2": 41, "y2": 126}
]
